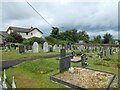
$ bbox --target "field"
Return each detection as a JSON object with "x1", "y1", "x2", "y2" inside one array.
[{"x1": 3, "y1": 50, "x2": 119, "y2": 89}]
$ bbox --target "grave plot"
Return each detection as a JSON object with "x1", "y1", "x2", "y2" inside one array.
[
  {"x1": 51, "y1": 67, "x2": 115, "y2": 89},
  {"x1": 70, "y1": 51, "x2": 81, "y2": 63},
  {"x1": 50, "y1": 49, "x2": 116, "y2": 89}
]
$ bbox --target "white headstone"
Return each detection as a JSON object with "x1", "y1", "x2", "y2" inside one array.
[
  {"x1": 59, "y1": 44, "x2": 62, "y2": 50},
  {"x1": 4, "y1": 69, "x2": 6, "y2": 80},
  {"x1": 33, "y1": 42, "x2": 39, "y2": 53},
  {"x1": 53, "y1": 44, "x2": 58, "y2": 52},
  {"x1": 12, "y1": 76, "x2": 16, "y2": 89},
  {"x1": 79, "y1": 45, "x2": 84, "y2": 51},
  {"x1": 2, "y1": 79, "x2": 7, "y2": 89},
  {"x1": 43, "y1": 42, "x2": 49, "y2": 52}
]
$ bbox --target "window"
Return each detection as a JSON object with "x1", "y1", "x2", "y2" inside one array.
[{"x1": 31, "y1": 33, "x2": 33, "y2": 35}]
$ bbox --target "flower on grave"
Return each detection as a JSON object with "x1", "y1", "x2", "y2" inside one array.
[{"x1": 68, "y1": 67, "x2": 74, "y2": 73}]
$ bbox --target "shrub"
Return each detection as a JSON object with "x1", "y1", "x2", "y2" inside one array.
[
  {"x1": 103, "y1": 57, "x2": 111, "y2": 61},
  {"x1": 22, "y1": 37, "x2": 45, "y2": 45}
]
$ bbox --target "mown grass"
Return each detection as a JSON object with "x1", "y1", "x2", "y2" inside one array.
[
  {"x1": 5, "y1": 58, "x2": 70, "y2": 88},
  {"x1": 1, "y1": 48, "x2": 74, "y2": 61},
  {"x1": 3, "y1": 50, "x2": 119, "y2": 88}
]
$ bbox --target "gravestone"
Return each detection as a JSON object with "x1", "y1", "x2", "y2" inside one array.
[
  {"x1": 109, "y1": 48, "x2": 112, "y2": 55},
  {"x1": 33, "y1": 42, "x2": 39, "y2": 53},
  {"x1": 104, "y1": 50, "x2": 107, "y2": 56},
  {"x1": 64, "y1": 43, "x2": 68, "y2": 50},
  {"x1": 49, "y1": 45, "x2": 53, "y2": 52},
  {"x1": 5, "y1": 46, "x2": 10, "y2": 52},
  {"x1": 59, "y1": 44, "x2": 62, "y2": 50},
  {"x1": 53, "y1": 44, "x2": 58, "y2": 52},
  {"x1": 16, "y1": 47, "x2": 19, "y2": 50},
  {"x1": 59, "y1": 56, "x2": 71, "y2": 72},
  {"x1": 60, "y1": 49, "x2": 66, "y2": 58},
  {"x1": 81, "y1": 54, "x2": 88, "y2": 68},
  {"x1": 70, "y1": 51, "x2": 75, "y2": 59},
  {"x1": 12, "y1": 76, "x2": 16, "y2": 89},
  {"x1": 26, "y1": 45, "x2": 32, "y2": 50},
  {"x1": 19, "y1": 46, "x2": 25, "y2": 53},
  {"x1": 43, "y1": 42, "x2": 49, "y2": 52},
  {"x1": 79, "y1": 45, "x2": 84, "y2": 52},
  {"x1": 100, "y1": 51, "x2": 103, "y2": 59}
]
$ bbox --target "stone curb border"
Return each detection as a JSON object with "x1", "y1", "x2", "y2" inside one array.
[{"x1": 50, "y1": 67, "x2": 116, "y2": 90}]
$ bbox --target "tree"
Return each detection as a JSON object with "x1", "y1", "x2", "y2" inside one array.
[
  {"x1": 93, "y1": 35, "x2": 102, "y2": 43},
  {"x1": 22, "y1": 37, "x2": 45, "y2": 45},
  {"x1": 103, "y1": 33, "x2": 113, "y2": 44},
  {"x1": 6, "y1": 32, "x2": 23, "y2": 43},
  {"x1": 50, "y1": 27, "x2": 59, "y2": 38},
  {"x1": 77, "y1": 31, "x2": 89, "y2": 43}
]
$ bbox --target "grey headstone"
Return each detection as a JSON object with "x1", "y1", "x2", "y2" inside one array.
[
  {"x1": 81, "y1": 54, "x2": 88, "y2": 67},
  {"x1": 60, "y1": 49, "x2": 66, "y2": 58},
  {"x1": 26, "y1": 45, "x2": 32, "y2": 50},
  {"x1": 49, "y1": 45, "x2": 53, "y2": 52},
  {"x1": 59, "y1": 56, "x2": 71, "y2": 72},
  {"x1": 19, "y1": 46, "x2": 25, "y2": 53}
]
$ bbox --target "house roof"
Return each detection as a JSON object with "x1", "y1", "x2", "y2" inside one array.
[
  {"x1": 7, "y1": 26, "x2": 43, "y2": 34},
  {"x1": 0, "y1": 31, "x2": 8, "y2": 37}
]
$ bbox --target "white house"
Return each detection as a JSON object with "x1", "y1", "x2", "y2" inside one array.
[{"x1": 7, "y1": 26, "x2": 43, "y2": 39}]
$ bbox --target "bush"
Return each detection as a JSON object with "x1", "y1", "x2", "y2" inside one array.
[
  {"x1": 22, "y1": 37, "x2": 45, "y2": 45},
  {"x1": 103, "y1": 57, "x2": 111, "y2": 61}
]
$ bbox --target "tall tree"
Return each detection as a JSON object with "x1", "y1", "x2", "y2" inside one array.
[
  {"x1": 103, "y1": 33, "x2": 113, "y2": 44},
  {"x1": 6, "y1": 32, "x2": 23, "y2": 43},
  {"x1": 50, "y1": 27, "x2": 59, "y2": 38},
  {"x1": 93, "y1": 35, "x2": 102, "y2": 43}
]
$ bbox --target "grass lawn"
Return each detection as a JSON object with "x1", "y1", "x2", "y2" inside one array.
[
  {"x1": 4, "y1": 51, "x2": 119, "y2": 89},
  {"x1": 1, "y1": 48, "x2": 73, "y2": 61}
]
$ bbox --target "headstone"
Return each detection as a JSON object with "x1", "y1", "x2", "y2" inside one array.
[
  {"x1": 64, "y1": 43, "x2": 68, "y2": 50},
  {"x1": 49, "y1": 45, "x2": 53, "y2": 52},
  {"x1": 19, "y1": 46, "x2": 25, "y2": 53},
  {"x1": 12, "y1": 76, "x2": 16, "y2": 89},
  {"x1": 109, "y1": 48, "x2": 112, "y2": 55},
  {"x1": 53, "y1": 44, "x2": 58, "y2": 52},
  {"x1": 81, "y1": 54, "x2": 88, "y2": 67},
  {"x1": 60, "y1": 49, "x2": 66, "y2": 58},
  {"x1": 100, "y1": 51, "x2": 103, "y2": 59},
  {"x1": 16, "y1": 47, "x2": 19, "y2": 50},
  {"x1": 60, "y1": 56, "x2": 71, "y2": 72},
  {"x1": 26, "y1": 45, "x2": 32, "y2": 51},
  {"x1": 104, "y1": 50, "x2": 107, "y2": 56},
  {"x1": 79, "y1": 45, "x2": 84, "y2": 52},
  {"x1": 70, "y1": 51, "x2": 75, "y2": 59},
  {"x1": 33, "y1": 42, "x2": 39, "y2": 53},
  {"x1": 59, "y1": 44, "x2": 62, "y2": 50},
  {"x1": 5, "y1": 46, "x2": 10, "y2": 52},
  {"x1": 43, "y1": 42, "x2": 48, "y2": 52}
]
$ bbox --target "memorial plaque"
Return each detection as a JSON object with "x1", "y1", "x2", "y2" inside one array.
[{"x1": 19, "y1": 46, "x2": 25, "y2": 53}]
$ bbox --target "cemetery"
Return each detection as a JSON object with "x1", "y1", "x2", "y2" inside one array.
[{"x1": 0, "y1": 45, "x2": 119, "y2": 89}]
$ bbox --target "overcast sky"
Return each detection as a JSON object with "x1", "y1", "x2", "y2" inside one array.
[{"x1": 1, "y1": 0, "x2": 119, "y2": 39}]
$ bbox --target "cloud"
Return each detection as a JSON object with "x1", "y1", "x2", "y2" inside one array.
[{"x1": 1, "y1": 0, "x2": 119, "y2": 39}]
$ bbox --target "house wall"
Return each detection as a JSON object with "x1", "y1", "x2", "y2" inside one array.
[{"x1": 19, "y1": 29, "x2": 42, "y2": 39}]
